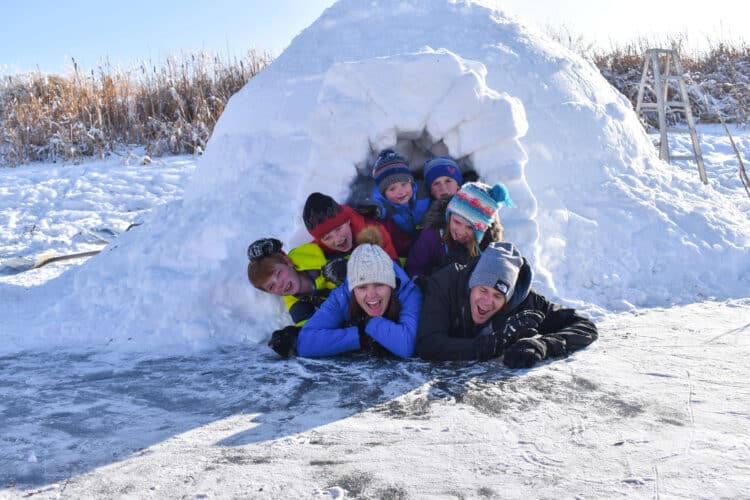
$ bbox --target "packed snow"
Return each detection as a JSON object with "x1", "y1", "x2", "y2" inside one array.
[{"x1": 1, "y1": 0, "x2": 749, "y2": 497}]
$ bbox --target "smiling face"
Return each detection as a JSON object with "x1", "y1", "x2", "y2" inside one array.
[
  {"x1": 321, "y1": 220, "x2": 353, "y2": 253},
  {"x1": 448, "y1": 213, "x2": 475, "y2": 245},
  {"x1": 469, "y1": 285, "x2": 506, "y2": 324},
  {"x1": 261, "y1": 260, "x2": 303, "y2": 296},
  {"x1": 430, "y1": 176, "x2": 460, "y2": 200},
  {"x1": 384, "y1": 181, "x2": 413, "y2": 205},
  {"x1": 353, "y1": 283, "x2": 393, "y2": 317}
]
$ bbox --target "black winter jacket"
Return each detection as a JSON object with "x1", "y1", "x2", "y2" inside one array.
[{"x1": 416, "y1": 258, "x2": 598, "y2": 362}]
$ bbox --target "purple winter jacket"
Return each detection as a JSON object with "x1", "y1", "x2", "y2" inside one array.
[
  {"x1": 405, "y1": 227, "x2": 445, "y2": 278},
  {"x1": 405, "y1": 198, "x2": 504, "y2": 278}
]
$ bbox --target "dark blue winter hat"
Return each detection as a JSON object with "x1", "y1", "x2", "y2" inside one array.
[
  {"x1": 424, "y1": 157, "x2": 464, "y2": 192},
  {"x1": 468, "y1": 242, "x2": 525, "y2": 300},
  {"x1": 372, "y1": 149, "x2": 413, "y2": 194}
]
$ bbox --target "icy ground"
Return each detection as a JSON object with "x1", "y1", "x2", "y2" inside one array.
[
  {"x1": 1, "y1": 300, "x2": 748, "y2": 498},
  {"x1": 1, "y1": 0, "x2": 749, "y2": 494},
  {"x1": 1, "y1": 125, "x2": 749, "y2": 497}
]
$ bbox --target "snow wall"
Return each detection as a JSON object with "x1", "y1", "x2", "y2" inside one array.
[{"x1": 5, "y1": 0, "x2": 749, "y2": 353}]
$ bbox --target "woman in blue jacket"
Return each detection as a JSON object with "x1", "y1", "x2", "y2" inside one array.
[{"x1": 295, "y1": 229, "x2": 422, "y2": 358}]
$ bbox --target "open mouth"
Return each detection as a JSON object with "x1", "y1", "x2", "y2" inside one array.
[
  {"x1": 365, "y1": 299, "x2": 383, "y2": 315},
  {"x1": 283, "y1": 281, "x2": 293, "y2": 294}
]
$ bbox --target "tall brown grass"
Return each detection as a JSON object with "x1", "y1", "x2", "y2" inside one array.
[
  {"x1": 546, "y1": 29, "x2": 750, "y2": 127},
  {"x1": 0, "y1": 50, "x2": 270, "y2": 166},
  {"x1": 2, "y1": 36, "x2": 748, "y2": 167}
]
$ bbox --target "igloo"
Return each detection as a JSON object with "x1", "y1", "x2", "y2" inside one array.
[{"x1": 7, "y1": 0, "x2": 748, "y2": 351}]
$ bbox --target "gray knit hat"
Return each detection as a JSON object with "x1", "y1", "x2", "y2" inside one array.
[
  {"x1": 347, "y1": 244, "x2": 396, "y2": 291},
  {"x1": 468, "y1": 242, "x2": 524, "y2": 299}
]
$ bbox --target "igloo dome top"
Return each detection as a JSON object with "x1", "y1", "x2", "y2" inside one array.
[{"x1": 4, "y1": 0, "x2": 748, "y2": 353}]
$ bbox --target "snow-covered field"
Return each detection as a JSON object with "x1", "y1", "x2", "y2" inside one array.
[
  {"x1": 2, "y1": 0, "x2": 750, "y2": 497},
  {"x1": 1, "y1": 297, "x2": 749, "y2": 497},
  {"x1": 0, "y1": 153, "x2": 196, "y2": 287}
]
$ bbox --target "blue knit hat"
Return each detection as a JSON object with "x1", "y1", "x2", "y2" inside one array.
[
  {"x1": 424, "y1": 157, "x2": 464, "y2": 192},
  {"x1": 446, "y1": 182, "x2": 515, "y2": 246},
  {"x1": 372, "y1": 149, "x2": 413, "y2": 194}
]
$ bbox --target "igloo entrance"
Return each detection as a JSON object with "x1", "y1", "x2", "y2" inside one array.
[{"x1": 303, "y1": 49, "x2": 538, "y2": 253}]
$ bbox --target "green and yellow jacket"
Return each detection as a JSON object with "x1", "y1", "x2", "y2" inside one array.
[{"x1": 283, "y1": 243, "x2": 339, "y2": 326}]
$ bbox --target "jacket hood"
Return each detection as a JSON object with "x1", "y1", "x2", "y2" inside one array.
[{"x1": 505, "y1": 258, "x2": 532, "y2": 310}]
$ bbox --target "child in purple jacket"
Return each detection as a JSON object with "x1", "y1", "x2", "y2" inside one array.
[{"x1": 405, "y1": 181, "x2": 513, "y2": 278}]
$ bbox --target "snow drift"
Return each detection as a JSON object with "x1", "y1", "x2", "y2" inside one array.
[{"x1": 3, "y1": 0, "x2": 748, "y2": 352}]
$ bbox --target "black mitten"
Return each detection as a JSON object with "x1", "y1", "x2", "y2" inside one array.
[
  {"x1": 322, "y1": 256, "x2": 348, "y2": 285},
  {"x1": 462, "y1": 169, "x2": 480, "y2": 183},
  {"x1": 514, "y1": 329, "x2": 567, "y2": 358},
  {"x1": 542, "y1": 334, "x2": 568, "y2": 358},
  {"x1": 268, "y1": 325, "x2": 300, "y2": 358},
  {"x1": 502, "y1": 336, "x2": 546, "y2": 368},
  {"x1": 356, "y1": 317, "x2": 374, "y2": 351},
  {"x1": 474, "y1": 331, "x2": 500, "y2": 361},
  {"x1": 353, "y1": 202, "x2": 383, "y2": 219},
  {"x1": 248, "y1": 238, "x2": 283, "y2": 261}
]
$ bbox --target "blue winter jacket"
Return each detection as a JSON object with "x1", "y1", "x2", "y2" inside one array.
[
  {"x1": 297, "y1": 264, "x2": 422, "y2": 358},
  {"x1": 370, "y1": 183, "x2": 430, "y2": 236}
]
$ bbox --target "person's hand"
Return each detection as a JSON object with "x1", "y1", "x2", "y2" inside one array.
[
  {"x1": 247, "y1": 238, "x2": 283, "y2": 261},
  {"x1": 322, "y1": 256, "x2": 348, "y2": 286},
  {"x1": 502, "y1": 335, "x2": 546, "y2": 368},
  {"x1": 353, "y1": 203, "x2": 383, "y2": 219},
  {"x1": 355, "y1": 316, "x2": 375, "y2": 351},
  {"x1": 268, "y1": 325, "x2": 300, "y2": 358},
  {"x1": 474, "y1": 329, "x2": 500, "y2": 361}
]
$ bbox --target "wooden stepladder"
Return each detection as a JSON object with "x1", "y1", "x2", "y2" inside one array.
[{"x1": 635, "y1": 48, "x2": 708, "y2": 184}]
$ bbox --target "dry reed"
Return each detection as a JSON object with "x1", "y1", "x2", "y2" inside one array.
[
  {"x1": 0, "y1": 50, "x2": 270, "y2": 167},
  {"x1": 2, "y1": 35, "x2": 748, "y2": 167}
]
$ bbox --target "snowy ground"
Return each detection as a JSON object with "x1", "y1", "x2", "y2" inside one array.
[
  {"x1": 0, "y1": 152, "x2": 196, "y2": 287},
  {"x1": 1, "y1": 125, "x2": 749, "y2": 498},
  {"x1": 1, "y1": 0, "x2": 749, "y2": 495},
  {"x1": 1, "y1": 301, "x2": 748, "y2": 498}
]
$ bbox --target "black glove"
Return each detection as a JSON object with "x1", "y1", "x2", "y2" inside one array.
[
  {"x1": 541, "y1": 334, "x2": 567, "y2": 358},
  {"x1": 353, "y1": 202, "x2": 383, "y2": 219},
  {"x1": 474, "y1": 328, "x2": 500, "y2": 361},
  {"x1": 502, "y1": 335, "x2": 547, "y2": 369},
  {"x1": 268, "y1": 325, "x2": 300, "y2": 358},
  {"x1": 322, "y1": 256, "x2": 348, "y2": 286},
  {"x1": 462, "y1": 169, "x2": 479, "y2": 183},
  {"x1": 513, "y1": 328, "x2": 568, "y2": 358},
  {"x1": 356, "y1": 316, "x2": 374, "y2": 351},
  {"x1": 247, "y1": 238, "x2": 283, "y2": 261}
]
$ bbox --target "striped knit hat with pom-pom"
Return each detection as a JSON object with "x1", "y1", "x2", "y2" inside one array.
[
  {"x1": 372, "y1": 149, "x2": 413, "y2": 194},
  {"x1": 446, "y1": 182, "x2": 515, "y2": 247}
]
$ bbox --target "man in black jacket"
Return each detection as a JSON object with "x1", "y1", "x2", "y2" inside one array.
[{"x1": 416, "y1": 242, "x2": 597, "y2": 367}]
